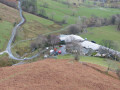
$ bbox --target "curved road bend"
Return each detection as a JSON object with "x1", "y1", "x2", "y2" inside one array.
[
  {"x1": 4, "y1": 1, "x2": 40, "y2": 60},
  {"x1": 1, "y1": 1, "x2": 120, "y2": 60}
]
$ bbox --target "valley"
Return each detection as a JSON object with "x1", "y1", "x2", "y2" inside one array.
[{"x1": 0, "y1": 0, "x2": 120, "y2": 89}]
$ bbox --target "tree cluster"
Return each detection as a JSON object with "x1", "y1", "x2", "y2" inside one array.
[
  {"x1": 66, "y1": 39, "x2": 83, "y2": 61},
  {"x1": 82, "y1": 14, "x2": 120, "y2": 28},
  {"x1": 98, "y1": 46, "x2": 120, "y2": 61},
  {"x1": 30, "y1": 35, "x2": 47, "y2": 51},
  {"x1": 21, "y1": 0, "x2": 37, "y2": 14},
  {"x1": 30, "y1": 34, "x2": 60, "y2": 51},
  {"x1": 0, "y1": 17, "x2": 2, "y2": 21},
  {"x1": 107, "y1": 2, "x2": 120, "y2": 8},
  {"x1": 100, "y1": 40, "x2": 117, "y2": 50},
  {"x1": 65, "y1": 23, "x2": 87, "y2": 35},
  {"x1": 118, "y1": 22, "x2": 120, "y2": 31}
]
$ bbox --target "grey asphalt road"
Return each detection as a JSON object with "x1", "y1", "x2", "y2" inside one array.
[{"x1": 4, "y1": 1, "x2": 40, "y2": 60}]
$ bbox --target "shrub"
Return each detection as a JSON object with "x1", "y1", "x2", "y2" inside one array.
[
  {"x1": 118, "y1": 22, "x2": 120, "y2": 31},
  {"x1": 116, "y1": 68, "x2": 120, "y2": 79},
  {"x1": 0, "y1": 54, "x2": 19, "y2": 67},
  {"x1": 91, "y1": 52, "x2": 97, "y2": 56},
  {"x1": 67, "y1": 24, "x2": 82, "y2": 34},
  {"x1": 66, "y1": 40, "x2": 83, "y2": 61},
  {"x1": 30, "y1": 35, "x2": 47, "y2": 51},
  {"x1": 100, "y1": 40, "x2": 117, "y2": 50}
]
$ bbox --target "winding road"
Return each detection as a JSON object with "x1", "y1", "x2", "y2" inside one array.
[
  {"x1": 0, "y1": 1, "x2": 40, "y2": 60},
  {"x1": 0, "y1": 1, "x2": 120, "y2": 61},
  {"x1": 5, "y1": 1, "x2": 25, "y2": 60}
]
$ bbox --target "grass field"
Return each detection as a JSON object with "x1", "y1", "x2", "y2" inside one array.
[
  {"x1": 58, "y1": 55, "x2": 120, "y2": 70},
  {"x1": 0, "y1": 21, "x2": 13, "y2": 51},
  {"x1": 0, "y1": 3, "x2": 20, "y2": 51},
  {"x1": 0, "y1": 2, "x2": 59, "y2": 54},
  {"x1": 37, "y1": 0, "x2": 120, "y2": 25},
  {"x1": 81, "y1": 25, "x2": 120, "y2": 51},
  {"x1": 24, "y1": 13, "x2": 54, "y2": 26},
  {"x1": 21, "y1": 12, "x2": 55, "y2": 39}
]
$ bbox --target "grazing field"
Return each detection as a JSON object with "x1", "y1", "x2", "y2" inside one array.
[
  {"x1": 58, "y1": 55, "x2": 109, "y2": 67},
  {"x1": 37, "y1": 0, "x2": 120, "y2": 25},
  {"x1": 0, "y1": 3, "x2": 20, "y2": 51},
  {"x1": 0, "y1": 21, "x2": 13, "y2": 51},
  {"x1": 58, "y1": 55, "x2": 120, "y2": 70},
  {"x1": 21, "y1": 12, "x2": 55, "y2": 39},
  {"x1": 81, "y1": 25, "x2": 120, "y2": 51}
]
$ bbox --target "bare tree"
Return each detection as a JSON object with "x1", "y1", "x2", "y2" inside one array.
[
  {"x1": 66, "y1": 39, "x2": 83, "y2": 61},
  {"x1": 47, "y1": 35, "x2": 60, "y2": 48},
  {"x1": 61, "y1": 15, "x2": 69, "y2": 24},
  {"x1": 49, "y1": 12, "x2": 56, "y2": 20},
  {"x1": 116, "y1": 68, "x2": 120, "y2": 79},
  {"x1": 95, "y1": 19, "x2": 102, "y2": 27},
  {"x1": 21, "y1": 0, "x2": 37, "y2": 14},
  {"x1": 106, "y1": 58, "x2": 120, "y2": 78},
  {"x1": 39, "y1": 8, "x2": 46, "y2": 16},
  {"x1": 71, "y1": 9, "x2": 77, "y2": 16},
  {"x1": 30, "y1": 35, "x2": 47, "y2": 51},
  {"x1": 43, "y1": 2, "x2": 49, "y2": 8},
  {"x1": 66, "y1": 0, "x2": 70, "y2": 8},
  {"x1": 117, "y1": 22, "x2": 120, "y2": 31}
]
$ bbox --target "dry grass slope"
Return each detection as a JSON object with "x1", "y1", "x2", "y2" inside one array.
[
  {"x1": 0, "y1": 3, "x2": 20, "y2": 23},
  {"x1": 0, "y1": 59, "x2": 120, "y2": 90}
]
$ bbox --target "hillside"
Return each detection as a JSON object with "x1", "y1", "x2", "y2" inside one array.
[
  {"x1": 0, "y1": 2, "x2": 60, "y2": 56},
  {"x1": 0, "y1": 2, "x2": 20, "y2": 51},
  {"x1": 0, "y1": 0, "x2": 119, "y2": 68},
  {"x1": 81, "y1": 25, "x2": 120, "y2": 51},
  {"x1": 36, "y1": 0, "x2": 120, "y2": 25},
  {"x1": 0, "y1": 59, "x2": 120, "y2": 90}
]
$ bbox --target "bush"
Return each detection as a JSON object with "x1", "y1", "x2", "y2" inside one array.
[
  {"x1": 91, "y1": 52, "x2": 97, "y2": 56},
  {"x1": 0, "y1": 54, "x2": 19, "y2": 67},
  {"x1": 67, "y1": 24, "x2": 82, "y2": 34},
  {"x1": 100, "y1": 40, "x2": 117, "y2": 50},
  {"x1": 116, "y1": 68, "x2": 120, "y2": 79},
  {"x1": 118, "y1": 22, "x2": 120, "y2": 31},
  {"x1": 30, "y1": 35, "x2": 47, "y2": 51}
]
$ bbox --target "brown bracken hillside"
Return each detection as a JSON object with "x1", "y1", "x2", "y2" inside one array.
[{"x1": 0, "y1": 59, "x2": 120, "y2": 90}]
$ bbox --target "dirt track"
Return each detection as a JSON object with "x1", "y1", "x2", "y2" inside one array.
[{"x1": 0, "y1": 59, "x2": 120, "y2": 90}]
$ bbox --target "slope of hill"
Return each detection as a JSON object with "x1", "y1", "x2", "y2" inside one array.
[
  {"x1": 0, "y1": 3, "x2": 20, "y2": 51},
  {"x1": 0, "y1": 59, "x2": 120, "y2": 90},
  {"x1": 0, "y1": 2, "x2": 60, "y2": 55},
  {"x1": 37, "y1": 0, "x2": 120, "y2": 25}
]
